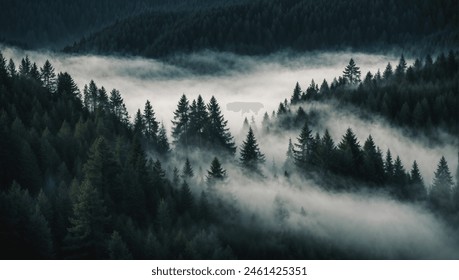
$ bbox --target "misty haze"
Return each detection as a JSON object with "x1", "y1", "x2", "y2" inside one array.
[{"x1": 0, "y1": 0, "x2": 458, "y2": 261}]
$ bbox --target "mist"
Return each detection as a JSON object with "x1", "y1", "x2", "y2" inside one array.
[
  {"x1": 2, "y1": 45, "x2": 458, "y2": 259},
  {"x1": 212, "y1": 171, "x2": 459, "y2": 259}
]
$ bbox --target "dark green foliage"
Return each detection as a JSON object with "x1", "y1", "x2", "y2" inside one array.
[
  {"x1": 337, "y1": 128, "x2": 362, "y2": 177},
  {"x1": 409, "y1": 161, "x2": 426, "y2": 201},
  {"x1": 343, "y1": 59, "x2": 361, "y2": 85},
  {"x1": 143, "y1": 100, "x2": 159, "y2": 147},
  {"x1": 290, "y1": 82, "x2": 302, "y2": 104},
  {"x1": 182, "y1": 158, "x2": 194, "y2": 178},
  {"x1": 240, "y1": 127, "x2": 265, "y2": 173},
  {"x1": 430, "y1": 157, "x2": 454, "y2": 211},
  {"x1": 0, "y1": 183, "x2": 53, "y2": 259},
  {"x1": 206, "y1": 157, "x2": 227, "y2": 185},
  {"x1": 361, "y1": 135, "x2": 384, "y2": 184},
  {"x1": 293, "y1": 122, "x2": 314, "y2": 169},
  {"x1": 206, "y1": 96, "x2": 236, "y2": 154},
  {"x1": 40, "y1": 60, "x2": 56, "y2": 92},
  {"x1": 108, "y1": 231, "x2": 133, "y2": 260},
  {"x1": 65, "y1": 181, "x2": 110, "y2": 259},
  {"x1": 66, "y1": 0, "x2": 458, "y2": 57},
  {"x1": 156, "y1": 123, "x2": 170, "y2": 155},
  {"x1": 172, "y1": 94, "x2": 190, "y2": 146}
]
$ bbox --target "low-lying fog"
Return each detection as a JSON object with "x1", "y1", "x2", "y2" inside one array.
[
  {"x1": 2, "y1": 45, "x2": 458, "y2": 259},
  {"x1": 1, "y1": 45, "x2": 457, "y2": 185}
]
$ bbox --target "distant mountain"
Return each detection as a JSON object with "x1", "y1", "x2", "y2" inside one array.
[
  {"x1": 64, "y1": 0, "x2": 458, "y2": 57},
  {"x1": 0, "y1": 0, "x2": 243, "y2": 48}
]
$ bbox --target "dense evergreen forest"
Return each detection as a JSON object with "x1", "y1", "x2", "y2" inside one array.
[
  {"x1": 65, "y1": 0, "x2": 458, "y2": 57},
  {"x1": 0, "y1": 0, "x2": 241, "y2": 48},
  {"x1": 1, "y1": 50, "x2": 458, "y2": 259}
]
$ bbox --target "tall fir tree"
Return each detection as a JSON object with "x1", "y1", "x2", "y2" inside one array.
[
  {"x1": 430, "y1": 156, "x2": 454, "y2": 211},
  {"x1": 207, "y1": 96, "x2": 236, "y2": 154},
  {"x1": 206, "y1": 157, "x2": 227, "y2": 185},
  {"x1": 293, "y1": 122, "x2": 314, "y2": 169},
  {"x1": 40, "y1": 60, "x2": 56, "y2": 92},
  {"x1": 290, "y1": 82, "x2": 302, "y2": 104},
  {"x1": 240, "y1": 127, "x2": 265, "y2": 174},
  {"x1": 343, "y1": 58, "x2": 361, "y2": 84},
  {"x1": 143, "y1": 100, "x2": 159, "y2": 146},
  {"x1": 171, "y1": 94, "x2": 189, "y2": 146}
]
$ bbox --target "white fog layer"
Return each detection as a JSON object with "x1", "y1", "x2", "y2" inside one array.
[{"x1": 2, "y1": 45, "x2": 458, "y2": 259}]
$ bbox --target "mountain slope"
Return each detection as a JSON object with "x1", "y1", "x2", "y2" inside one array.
[
  {"x1": 65, "y1": 0, "x2": 458, "y2": 57},
  {"x1": 0, "y1": 0, "x2": 243, "y2": 48}
]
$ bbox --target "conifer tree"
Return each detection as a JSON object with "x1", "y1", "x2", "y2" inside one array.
[
  {"x1": 40, "y1": 60, "x2": 56, "y2": 91},
  {"x1": 178, "y1": 181, "x2": 194, "y2": 214},
  {"x1": 293, "y1": 122, "x2": 314, "y2": 169},
  {"x1": 395, "y1": 55, "x2": 407, "y2": 77},
  {"x1": 133, "y1": 109, "x2": 144, "y2": 136},
  {"x1": 430, "y1": 156, "x2": 454, "y2": 211},
  {"x1": 207, "y1": 96, "x2": 236, "y2": 153},
  {"x1": 337, "y1": 128, "x2": 362, "y2": 176},
  {"x1": 108, "y1": 231, "x2": 132, "y2": 260},
  {"x1": 171, "y1": 94, "x2": 189, "y2": 145},
  {"x1": 240, "y1": 127, "x2": 265, "y2": 173},
  {"x1": 383, "y1": 63, "x2": 393, "y2": 80},
  {"x1": 7, "y1": 59, "x2": 16, "y2": 77},
  {"x1": 156, "y1": 123, "x2": 170, "y2": 155},
  {"x1": 343, "y1": 58, "x2": 361, "y2": 84},
  {"x1": 65, "y1": 181, "x2": 110, "y2": 259},
  {"x1": 56, "y1": 72, "x2": 79, "y2": 98},
  {"x1": 362, "y1": 135, "x2": 384, "y2": 184},
  {"x1": 290, "y1": 82, "x2": 302, "y2": 104},
  {"x1": 206, "y1": 157, "x2": 227, "y2": 185},
  {"x1": 384, "y1": 149, "x2": 394, "y2": 180},
  {"x1": 182, "y1": 158, "x2": 194, "y2": 178},
  {"x1": 19, "y1": 56, "x2": 31, "y2": 76},
  {"x1": 409, "y1": 161, "x2": 426, "y2": 200},
  {"x1": 143, "y1": 100, "x2": 159, "y2": 145}
]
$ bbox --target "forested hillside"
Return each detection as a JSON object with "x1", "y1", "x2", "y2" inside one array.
[
  {"x1": 1, "y1": 50, "x2": 459, "y2": 259},
  {"x1": 0, "y1": 0, "x2": 242, "y2": 48},
  {"x1": 65, "y1": 0, "x2": 458, "y2": 57}
]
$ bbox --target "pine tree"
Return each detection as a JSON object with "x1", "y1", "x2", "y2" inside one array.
[
  {"x1": 133, "y1": 109, "x2": 144, "y2": 136},
  {"x1": 109, "y1": 89, "x2": 129, "y2": 123},
  {"x1": 108, "y1": 231, "x2": 133, "y2": 260},
  {"x1": 362, "y1": 135, "x2": 384, "y2": 184},
  {"x1": 65, "y1": 181, "x2": 110, "y2": 259},
  {"x1": 56, "y1": 72, "x2": 79, "y2": 98},
  {"x1": 156, "y1": 123, "x2": 170, "y2": 155},
  {"x1": 383, "y1": 63, "x2": 393, "y2": 80},
  {"x1": 143, "y1": 100, "x2": 159, "y2": 146},
  {"x1": 19, "y1": 56, "x2": 31, "y2": 76},
  {"x1": 188, "y1": 95, "x2": 208, "y2": 145},
  {"x1": 29, "y1": 63, "x2": 41, "y2": 81},
  {"x1": 207, "y1": 96, "x2": 236, "y2": 153},
  {"x1": 7, "y1": 58, "x2": 16, "y2": 77},
  {"x1": 343, "y1": 58, "x2": 361, "y2": 84},
  {"x1": 240, "y1": 127, "x2": 265, "y2": 173},
  {"x1": 393, "y1": 156, "x2": 408, "y2": 197},
  {"x1": 384, "y1": 149, "x2": 394, "y2": 181},
  {"x1": 293, "y1": 122, "x2": 314, "y2": 169},
  {"x1": 430, "y1": 156, "x2": 454, "y2": 211},
  {"x1": 409, "y1": 161, "x2": 426, "y2": 200},
  {"x1": 171, "y1": 94, "x2": 189, "y2": 146},
  {"x1": 290, "y1": 82, "x2": 302, "y2": 104},
  {"x1": 40, "y1": 60, "x2": 56, "y2": 91},
  {"x1": 178, "y1": 181, "x2": 194, "y2": 214},
  {"x1": 337, "y1": 128, "x2": 362, "y2": 176},
  {"x1": 0, "y1": 52, "x2": 7, "y2": 83},
  {"x1": 395, "y1": 55, "x2": 407, "y2": 77},
  {"x1": 206, "y1": 157, "x2": 227, "y2": 185},
  {"x1": 182, "y1": 158, "x2": 194, "y2": 178}
]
